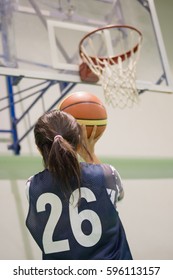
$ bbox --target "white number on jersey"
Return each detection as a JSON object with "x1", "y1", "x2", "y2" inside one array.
[{"x1": 36, "y1": 187, "x2": 102, "y2": 254}]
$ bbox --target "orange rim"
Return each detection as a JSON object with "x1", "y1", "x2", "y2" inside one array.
[{"x1": 79, "y1": 24, "x2": 143, "y2": 65}]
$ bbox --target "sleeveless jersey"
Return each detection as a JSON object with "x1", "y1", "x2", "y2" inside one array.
[{"x1": 26, "y1": 163, "x2": 132, "y2": 260}]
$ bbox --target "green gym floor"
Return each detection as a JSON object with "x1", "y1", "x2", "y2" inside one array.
[{"x1": 0, "y1": 156, "x2": 173, "y2": 260}]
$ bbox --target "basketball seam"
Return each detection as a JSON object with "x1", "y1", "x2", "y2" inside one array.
[{"x1": 60, "y1": 101, "x2": 105, "y2": 111}]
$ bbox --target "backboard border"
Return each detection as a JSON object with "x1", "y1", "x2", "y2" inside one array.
[{"x1": 47, "y1": 20, "x2": 95, "y2": 70}]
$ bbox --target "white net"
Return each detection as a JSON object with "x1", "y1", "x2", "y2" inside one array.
[
  {"x1": 101, "y1": 57, "x2": 140, "y2": 108},
  {"x1": 80, "y1": 25, "x2": 142, "y2": 108}
]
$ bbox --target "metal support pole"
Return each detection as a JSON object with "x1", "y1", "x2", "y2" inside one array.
[
  {"x1": 17, "y1": 81, "x2": 76, "y2": 143},
  {"x1": 0, "y1": 0, "x2": 18, "y2": 67},
  {"x1": 148, "y1": 0, "x2": 173, "y2": 88},
  {"x1": 6, "y1": 76, "x2": 20, "y2": 154}
]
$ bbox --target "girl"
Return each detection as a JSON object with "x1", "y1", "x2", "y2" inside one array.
[{"x1": 26, "y1": 109, "x2": 132, "y2": 260}]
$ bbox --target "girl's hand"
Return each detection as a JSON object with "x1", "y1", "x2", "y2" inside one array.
[{"x1": 77, "y1": 125, "x2": 103, "y2": 164}]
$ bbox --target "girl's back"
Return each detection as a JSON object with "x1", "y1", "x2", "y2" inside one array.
[{"x1": 26, "y1": 163, "x2": 132, "y2": 260}]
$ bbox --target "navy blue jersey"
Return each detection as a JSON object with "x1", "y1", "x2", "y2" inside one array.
[{"x1": 26, "y1": 163, "x2": 132, "y2": 260}]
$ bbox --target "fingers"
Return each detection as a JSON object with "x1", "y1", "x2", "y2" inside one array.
[
  {"x1": 94, "y1": 130, "x2": 104, "y2": 142},
  {"x1": 81, "y1": 125, "x2": 87, "y2": 139},
  {"x1": 81, "y1": 125, "x2": 101, "y2": 142},
  {"x1": 89, "y1": 125, "x2": 97, "y2": 140},
  {"x1": 90, "y1": 125, "x2": 104, "y2": 142}
]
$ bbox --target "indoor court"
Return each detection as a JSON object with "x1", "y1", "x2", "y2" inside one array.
[{"x1": 0, "y1": 0, "x2": 173, "y2": 260}]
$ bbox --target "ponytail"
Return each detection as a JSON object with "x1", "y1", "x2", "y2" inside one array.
[{"x1": 48, "y1": 135, "x2": 81, "y2": 196}]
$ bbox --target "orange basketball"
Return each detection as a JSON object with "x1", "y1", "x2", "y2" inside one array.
[{"x1": 58, "y1": 91, "x2": 107, "y2": 138}]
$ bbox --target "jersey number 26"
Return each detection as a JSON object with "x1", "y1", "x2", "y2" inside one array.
[{"x1": 36, "y1": 187, "x2": 102, "y2": 254}]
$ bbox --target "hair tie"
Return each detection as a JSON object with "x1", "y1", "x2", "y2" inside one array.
[{"x1": 54, "y1": 135, "x2": 63, "y2": 141}]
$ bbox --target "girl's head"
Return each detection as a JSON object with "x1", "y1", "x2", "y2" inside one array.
[
  {"x1": 34, "y1": 109, "x2": 81, "y2": 157},
  {"x1": 34, "y1": 110, "x2": 82, "y2": 195}
]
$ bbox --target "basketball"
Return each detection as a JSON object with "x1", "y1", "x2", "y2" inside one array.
[{"x1": 58, "y1": 91, "x2": 107, "y2": 138}]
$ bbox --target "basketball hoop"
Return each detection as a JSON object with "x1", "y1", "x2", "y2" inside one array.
[{"x1": 79, "y1": 25, "x2": 143, "y2": 108}]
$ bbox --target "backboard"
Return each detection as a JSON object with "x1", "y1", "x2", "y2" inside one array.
[{"x1": 0, "y1": 0, "x2": 173, "y2": 93}]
